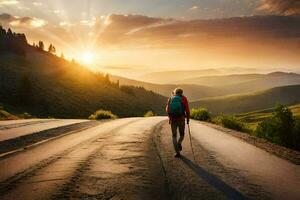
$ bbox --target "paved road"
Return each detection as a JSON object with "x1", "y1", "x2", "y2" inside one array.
[{"x1": 0, "y1": 117, "x2": 299, "y2": 200}]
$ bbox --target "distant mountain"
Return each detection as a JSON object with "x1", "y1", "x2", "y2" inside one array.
[
  {"x1": 178, "y1": 73, "x2": 263, "y2": 86},
  {"x1": 138, "y1": 69, "x2": 222, "y2": 84},
  {"x1": 179, "y1": 72, "x2": 300, "y2": 94},
  {"x1": 191, "y1": 85, "x2": 300, "y2": 115},
  {"x1": 110, "y1": 75, "x2": 227, "y2": 101},
  {"x1": 0, "y1": 27, "x2": 167, "y2": 118},
  {"x1": 222, "y1": 72, "x2": 300, "y2": 94}
]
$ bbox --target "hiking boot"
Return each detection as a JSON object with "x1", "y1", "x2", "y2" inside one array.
[
  {"x1": 178, "y1": 144, "x2": 182, "y2": 151},
  {"x1": 174, "y1": 153, "x2": 181, "y2": 158}
]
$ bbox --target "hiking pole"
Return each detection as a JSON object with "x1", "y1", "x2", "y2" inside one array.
[{"x1": 187, "y1": 123, "x2": 196, "y2": 163}]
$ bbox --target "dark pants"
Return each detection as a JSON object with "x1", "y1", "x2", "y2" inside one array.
[{"x1": 171, "y1": 120, "x2": 185, "y2": 153}]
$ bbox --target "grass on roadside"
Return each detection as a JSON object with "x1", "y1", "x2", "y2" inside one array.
[{"x1": 89, "y1": 109, "x2": 118, "y2": 120}]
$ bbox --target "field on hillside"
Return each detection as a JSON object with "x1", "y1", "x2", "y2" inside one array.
[
  {"x1": 236, "y1": 104, "x2": 300, "y2": 130},
  {"x1": 190, "y1": 85, "x2": 300, "y2": 115}
]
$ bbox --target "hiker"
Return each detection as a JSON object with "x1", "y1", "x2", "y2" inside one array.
[{"x1": 166, "y1": 88, "x2": 190, "y2": 158}]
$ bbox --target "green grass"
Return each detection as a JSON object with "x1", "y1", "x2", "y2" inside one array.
[
  {"x1": 144, "y1": 111, "x2": 155, "y2": 117},
  {"x1": 0, "y1": 43, "x2": 167, "y2": 118},
  {"x1": 212, "y1": 115, "x2": 251, "y2": 133},
  {"x1": 191, "y1": 85, "x2": 300, "y2": 115},
  {"x1": 0, "y1": 108, "x2": 18, "y2": 120},
  {"x1": 235, "y1": 104, "x2": 300, "y2": 131},
  {"x1": 89, "y1": 109, "x2": 118, "y2": 120},
  {"x1": 190, "y1": 108, "x2": 211, "y2": 121}
]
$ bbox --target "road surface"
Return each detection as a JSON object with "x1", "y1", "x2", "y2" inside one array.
[{"x1": 0, "y1": 117, "x2": 299, "y2": 200}]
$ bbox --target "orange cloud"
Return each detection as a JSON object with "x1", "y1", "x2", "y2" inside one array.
[
  {"x1": 258, "y1": 0, "x2": 300, "y2": 15},
  {"x1": 0, "y1": 13, "x2": 46, "y2": 28}
]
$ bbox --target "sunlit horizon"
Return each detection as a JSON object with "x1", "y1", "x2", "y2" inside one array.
[{"x1": 0, "y1": 0, "x2": 300, "y2": 77}]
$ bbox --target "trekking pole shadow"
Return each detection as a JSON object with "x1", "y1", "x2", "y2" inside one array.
[{"x1": 180, "y1": 155, "x2": 247, "y2": 200}]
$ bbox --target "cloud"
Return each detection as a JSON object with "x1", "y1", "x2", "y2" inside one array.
[
  {"x1": 32, "y1": 1, "x2": 42, "y2": 6},
  {"x1": 190, "y1": 6, "x2": 199, "y2": 11},
  {"x1": 97, "y1": 14, "x2": 300, "y2": 49},
  {"x1": 0, "y1": 0, "x2": 19, "y2": 6},
  {"x1": 257, "y1": 0, "x2": 300, "y2": 15},
  {"x1": 0, "y1": 13, "x2": 46, "y2": 28}
]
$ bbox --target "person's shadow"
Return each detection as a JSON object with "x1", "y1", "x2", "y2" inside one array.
[{"x1": 180, "y1": 155, "x2": 247, "y2": 200}]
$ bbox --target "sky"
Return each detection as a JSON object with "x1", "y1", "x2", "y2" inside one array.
[{"x1": 0, "y1": 0, "x2": 300, "y2": 77}]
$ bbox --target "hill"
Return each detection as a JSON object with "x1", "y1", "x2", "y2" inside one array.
[
  {"x1": 109, "y1": 75, "x2": 227, "y2": 100},
  {"x1": 138, "y1": 69, "x2": 222, "y2": 84},
  {"x1": 0, "y1": 27, "x2": 167, "y2": 118},
  {"x1": 190, "y1": 85, "x2": 300, "y2": 115},
  {"x1": 179, "y1": 72, "x2": 300, "y2": 94},
  {"x1": 235, "y1": 104, "x2": 300, "y2": 130}
]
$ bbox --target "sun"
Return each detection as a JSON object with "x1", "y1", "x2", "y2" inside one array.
[{"x1": 80, "y1": 51, "x2": 95, "y2": 65}]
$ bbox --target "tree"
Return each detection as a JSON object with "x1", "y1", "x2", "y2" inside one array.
[
  {"x1": 105, "y1": 74, "x2": 110, "y2": 83},
  {"x1": 17, "y1": 74, "x2": 33, "y2": 105},
  {"x1": 48, "y1": 44, "x2": 56, "y2": 54},
  {"x1": 256, "y1": 104, "x2": 296, "y2": 148},
  {"x1": 38, "y1": 41, "x2": 44, "y2": 50},
  {"x1": 7, "y1": 28, "x2": 13, "y2": 37}
]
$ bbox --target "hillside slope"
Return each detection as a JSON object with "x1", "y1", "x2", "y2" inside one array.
[
  {"x1": 235, "y1": 104, "x2": 300, "y2": 130},
  {"x1": 0, "y1": 28, "x2": 167, "y2": 118},
  {"x1": 179, "y1": 72, "x2": 300, "y2": 94},
  {"x1": 110, "y1": 75, "x2": 227, "y2": 100},
  {"x1": 191, "y1": 85, "x2": 300, "y2": 115},
  {"x1": 138, "y1": 69, "x2": 222, "y2": 84}
]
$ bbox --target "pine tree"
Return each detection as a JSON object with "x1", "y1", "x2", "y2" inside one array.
[{"x1": 38, "y1": 41, "x2": 44, "y2": 50}]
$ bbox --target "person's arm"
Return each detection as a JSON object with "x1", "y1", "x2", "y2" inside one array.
[
  {"x1": 182, "y1": 96, "x2": 190, "y2": 124},
  {"x1": 166, "y1": 98, "x2": 171, "y2": 123}
]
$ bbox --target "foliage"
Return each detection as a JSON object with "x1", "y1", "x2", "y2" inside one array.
[
  {"x1": 0, "y1": 26, "x2": 27, "y2": 55},
  {"x1": 144, "y1": 111, "x2": 155, "y2": 117},
  {"x1": 120, "y1": 85, "x2": 135, "y2": 96},
  {"x1": 256, "y1": 105, "x2": 300, "y2": 150},
  {"x1": 0, "y1": 108, "x2": 18, "y2": 120},
  {"x1": 213, "y1": 115, "x2": 245, "y2": 132},
  {"x1": 38, "y1": 41, "x2": 44, "y2": 50},
  {"x1": 16, "y1": 74, "x2": 33, "y2": 105},
  {"x1": 89, "y1": 109, "x2": 118, "y2": 120},
  {"x1": 19, "y1": 112, "x2": 32, "y2": 119},
  {"x1": 190, "y1": 108, "x2": 211, "y2": 121},
  {"x1": 0, "y1": 28, "x2": 167, "y2": 118},
  {"x1": 48, "y1": 44, "x2": 56, "y2": 54}
]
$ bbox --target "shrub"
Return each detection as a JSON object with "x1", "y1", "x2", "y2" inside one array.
[
  {"x1": 144, "y1": 111, "x2": 155, "y2": 117},
  {"x1": 214, "y1": 115, "x2": 245, "y2": 132},
  {"x1": 19, "y1": 112, "x2": 32, "y2": 119},
  {"x1": 89, "y1": 109, "x2": 118, "y2": 120},
  {"x1": 256, "y1": 105, "x2": 299, "y2": 150},
  {"x1": 190, "y1": 108, "x2": 211, "y2": 121},
  {"x1": 293, "y1": 119, "x2": 300, "y2": 150}
]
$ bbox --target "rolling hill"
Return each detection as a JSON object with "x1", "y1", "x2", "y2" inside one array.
[
  {"x1": 235, "y1": 104, "x2": 300, "y2": 130},
  {"x1": 138, "y1": 69, "x2": 222, "y2": 84},
  {"x1": 109, "y1": 75, "x2": 227, "y2": 101},
  {"x1": 190, "y1": 85, "x2": 300, "y2": 115},
  {"x1": 178, "y1": 72, "x2": 300, "y2": 94},
  {"x1": 0, "y1": 27, "x2": 167, "y2": 118}
]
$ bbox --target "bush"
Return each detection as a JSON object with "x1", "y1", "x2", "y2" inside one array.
[
  {"x1": 144, "y1": 111, "x2": 155, "y2": 117},
  {"x1": 293, "y1": 120, "x2": 300, "y2": 150},
  {"x1": 191, "y1": 108, "x2": 211, "y2": 121},
  {"x1": 256, "y1": 105, "x2": 299, "y2": 150},
  {"x1": 89, "y1": 109, "x2": 118, "y2": 120},
  {"x1": 214, "y1": 115, "x2": 245, "y2": 132},
  {"x1": 19, "y1": 112, "x2": 32, "y2": 119}
]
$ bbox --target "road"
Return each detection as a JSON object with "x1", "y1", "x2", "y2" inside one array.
[{"x1": 0, "y1": 117, "x2": 299, "y2": 200}]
